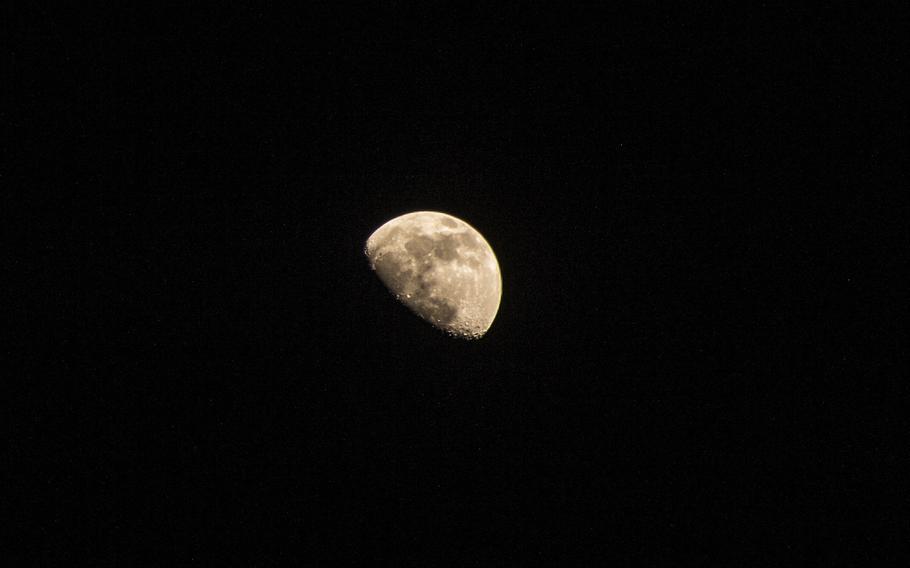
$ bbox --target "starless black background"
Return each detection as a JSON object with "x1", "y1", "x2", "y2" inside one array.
[{"x1": 7, "y1": 4, "x2": 907, "y2": 564}]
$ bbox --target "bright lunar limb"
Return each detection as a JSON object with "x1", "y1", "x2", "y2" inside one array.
[{"x1": 365, "y1": 211, "x2": 502, "y2": 339}]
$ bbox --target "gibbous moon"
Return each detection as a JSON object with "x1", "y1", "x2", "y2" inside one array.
[{"x1": 365, "y1": 211, "x2": 502, "y2": 339}]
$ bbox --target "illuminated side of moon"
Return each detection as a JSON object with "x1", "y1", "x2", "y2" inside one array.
[{"x1": 364, "y1": 211, "x2": 502, "y2": 339}]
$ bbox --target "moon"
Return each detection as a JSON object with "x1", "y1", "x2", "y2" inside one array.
[{"x1": 364, "y1": 211, "x2": 502, "y2": 339}]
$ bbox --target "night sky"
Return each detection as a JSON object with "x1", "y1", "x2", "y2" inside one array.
[{"x1": 9, "y1": 5, "x2": 905, "y2": 564}]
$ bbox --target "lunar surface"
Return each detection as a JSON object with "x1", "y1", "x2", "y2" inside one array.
[{"x1": 365, "y1": 211, "x2": 502, "y2": 339}]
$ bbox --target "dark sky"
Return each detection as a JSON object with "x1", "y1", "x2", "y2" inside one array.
[{"x1": 9, "y1": 4, "x2": 905, "y2": 564}]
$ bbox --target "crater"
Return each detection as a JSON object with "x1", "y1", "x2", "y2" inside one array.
[
  {"x1": 373, "y1": 253, "x2": 414, "y2": 289},
  {"x1": 463, "y1": 256, "x2": 482, "y2": 268},
  {"x1": 418, "y1": 296, "x2": 458, "y2": 325},
  {"x1": 373, "y1": 253, "x2": 402, "y2": 277},
  {"x1": 381, "y1": 227, "x2": 402, "y2": 246}
]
